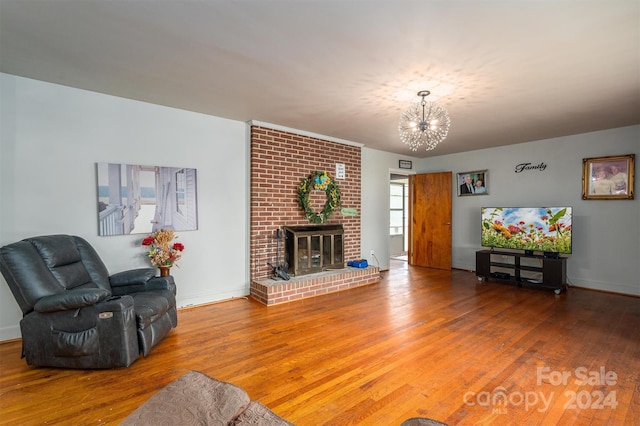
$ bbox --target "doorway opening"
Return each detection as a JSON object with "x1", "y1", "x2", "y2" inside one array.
[{"x1": 390, "y1": 173, "x2": 409, "y2": 262}]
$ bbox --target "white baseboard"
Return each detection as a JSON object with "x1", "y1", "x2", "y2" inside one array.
[
  {"x1": 568, "y1": 276, "x2": 640, "y2": 296},
  {"x1": 0, "y1": 325, "x2": 21, "y2": 342},
  {"x1": 176, "y1": 288, "x2": 249, "y2": 309}
]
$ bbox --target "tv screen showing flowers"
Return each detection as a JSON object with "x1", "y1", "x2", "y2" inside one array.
[{"x1": 481, "y1": 207, "x2": 572, "y2": 254}]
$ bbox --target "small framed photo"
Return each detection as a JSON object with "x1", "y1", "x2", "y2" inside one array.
[
  {"x1": 582, "y1": 154, "x2": 635, "y2": 200},
  {"x1": 399, "y1": 160, "x2": 412, "y2": 169},
  {"x1": 457, "y1": 170, "x2": 488, "y2": 196}
]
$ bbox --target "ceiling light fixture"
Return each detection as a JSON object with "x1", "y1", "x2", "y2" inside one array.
[{"x1": 398, "y1": 90, "x2": 450, "y2": 151}]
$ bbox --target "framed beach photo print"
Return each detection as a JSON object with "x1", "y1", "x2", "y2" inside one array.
[
  {"x1": 97, "y1": 162, "x2": 199, "y2": 236},
  {"x1": 457, "y1": 170, "x2": 488, "y2": 196},
  {"x1": 582, "y1": 154, "x2": 635, "y2": 200}
]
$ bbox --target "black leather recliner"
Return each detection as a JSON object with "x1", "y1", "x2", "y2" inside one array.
[{"x1": 0, "y1": 234, "x2": 177, "y2": 368}]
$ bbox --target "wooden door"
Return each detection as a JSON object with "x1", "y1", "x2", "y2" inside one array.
[{"x1": 409, "y1": 172, "x2": 452, "y2": 269}]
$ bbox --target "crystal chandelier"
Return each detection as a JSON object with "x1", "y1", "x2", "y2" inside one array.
[{"x1": 398, "y1": 90, "x2": 450, "y2": 151}]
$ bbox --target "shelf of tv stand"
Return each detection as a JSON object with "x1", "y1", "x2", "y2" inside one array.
[{"x1": 475, "y1": 249, "x2": 567, "y2": 294}]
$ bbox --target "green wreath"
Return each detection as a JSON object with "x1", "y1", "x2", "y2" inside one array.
[{"x1": 297, "y1": 170, "x2": 341, "y2": 223}]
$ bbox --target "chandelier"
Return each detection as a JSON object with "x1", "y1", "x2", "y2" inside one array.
[{"x1": 398, "y1": 90, "x2": 450, "y2": 151}]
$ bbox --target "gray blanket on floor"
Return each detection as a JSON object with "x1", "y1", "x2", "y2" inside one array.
[{"x1": 120, "y1": 370, "x2": 294, "y2": 425}]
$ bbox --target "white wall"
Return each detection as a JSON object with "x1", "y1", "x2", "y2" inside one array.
[
  {"x1": 0, "y1": 74, "x2": 250, "y2": 340},
  {"x1": 360, "y1": 148, "x2": 419, "y2": 270},
  {"x1": 420, "y1": 126, "x2": 640, "y2": 295}
]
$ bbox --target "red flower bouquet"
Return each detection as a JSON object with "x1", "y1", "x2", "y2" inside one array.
[{"x1": 141, "y1": 229, "x2": 184, "y2": 267}]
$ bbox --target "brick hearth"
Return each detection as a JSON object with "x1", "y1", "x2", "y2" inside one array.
[{"x1": 251, "y1": 266, "x2": 380, "y2": 305}]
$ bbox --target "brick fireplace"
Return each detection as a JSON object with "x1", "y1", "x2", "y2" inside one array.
[{"x1": 249, "y1": 125, "x2": 379, "y2": 305}]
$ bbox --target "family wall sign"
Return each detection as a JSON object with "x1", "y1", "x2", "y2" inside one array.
[{"x1": 514, "y1": 162, "x2": 547, "y2": 173}]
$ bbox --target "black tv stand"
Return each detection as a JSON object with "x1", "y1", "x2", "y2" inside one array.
[{"x1": 476, "y1": 249, "x2": 567, "y2": 294}]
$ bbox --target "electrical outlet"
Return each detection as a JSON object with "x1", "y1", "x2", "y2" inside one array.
[{"x1": 370, "y1": 249, "x2": 375, "y2": 257}]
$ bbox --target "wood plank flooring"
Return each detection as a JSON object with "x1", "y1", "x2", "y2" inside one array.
[{"x1": 1, "y1": 260, "x2": 638, "y2": 425}]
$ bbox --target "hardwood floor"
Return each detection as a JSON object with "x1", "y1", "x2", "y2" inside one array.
[{"x1": 1, "y1": 260, "x2": 638, "y2": 425}]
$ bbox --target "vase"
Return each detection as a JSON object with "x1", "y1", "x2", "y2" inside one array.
[{"x1": 159, "y1": 266, "x2": 171, "y2": 277}]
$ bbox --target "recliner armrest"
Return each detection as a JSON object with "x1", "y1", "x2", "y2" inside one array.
[
  {"x1": 34, "y1": 288, "x2": 111, "y2": 313},
  {"x1": 110, "y1": 271, "x2": 176, "y2": 296},
  {"x1": 109, "y1": 268, "x2": 156, "y2": 286},
  {"x1": 145, "y1": 276, "x2": 176, "y2": 291}
]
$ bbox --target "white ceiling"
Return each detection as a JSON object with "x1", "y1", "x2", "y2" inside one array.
[{"x1": 1, "y1": 1, "x2": 639, "y2": 158}]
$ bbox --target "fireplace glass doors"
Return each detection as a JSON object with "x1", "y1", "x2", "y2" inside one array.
[{"x1": 284, "y1": 225, "x2": 344, "y2": 277}]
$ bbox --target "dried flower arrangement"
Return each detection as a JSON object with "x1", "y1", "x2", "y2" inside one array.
[{"x1": 141, "y1": 229, "x2": 184, "y2": 267}]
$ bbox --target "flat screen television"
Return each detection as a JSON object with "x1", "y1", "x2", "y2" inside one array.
[{"x1": 481, "y1": 207, "x2": 572, "y2": 255}]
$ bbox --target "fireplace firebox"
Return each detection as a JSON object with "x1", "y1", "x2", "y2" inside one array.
[{"x1": 284, "y1": 225, "x2": 344, "y2": 277}]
